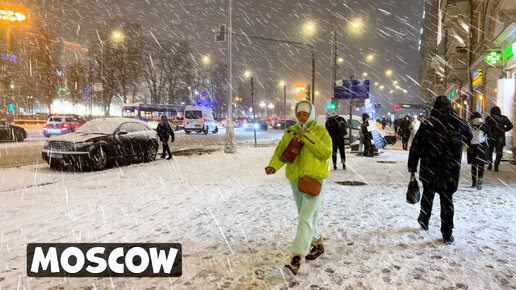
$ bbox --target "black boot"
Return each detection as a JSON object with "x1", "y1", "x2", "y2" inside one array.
[
  {"x1": 476, "y1": 178, "x2": 482, "y2": 190},
  {"x1": 167, "y1": 155, "x2": 173, "y2": 160},
  {"x1": 342, "y1": 163, "x2": 346, "y2": 170},
  {"x1": 160, "y1": 155, "x2": 166, "y2": 159},
  {"x1": 487, "y1": 164, "x2": 492, "y2": 170},
  {"x1": 284, "y1": 255, "x2": 301, "y2": 275},
  {"x1": 471, "y1": 179, "x2": 477, "y2": 188},
  {"x1": 333, "y1": 164, "x2": 337, "y2": 170},
  {"x1": 443, "y1": 234, "x2": 455, "y2": 245}
]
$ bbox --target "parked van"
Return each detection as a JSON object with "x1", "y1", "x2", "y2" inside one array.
[{"x1": 183, "y1": 105, "x2": 218, "y2": 135}]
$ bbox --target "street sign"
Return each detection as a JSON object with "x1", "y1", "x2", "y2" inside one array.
[
  {"x1": 334, "y1": 80, "x2": 370, "y2": 99},
  {"x1": 93, "y1": 83, "x2": 103, "y2": 92},
  {"x1": 215, "y1": 25, "x2": 226, "y2": 42},
  {"x1": 6, "y1": 89, "x2": 12, "y2": 96},
  {"x1": 83, "y1": 95, "x2": 88, "y2": 101},
  {"x1": 82, "y1": 88, "x2": 89, "y2": 95}
]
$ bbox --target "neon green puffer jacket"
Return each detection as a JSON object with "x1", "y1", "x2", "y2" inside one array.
[{"x1": 268, "y1": 120, "x2": 332, "y2": 182}]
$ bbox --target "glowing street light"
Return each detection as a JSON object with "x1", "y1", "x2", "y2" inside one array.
[
  {"x1": 385, "y1": 70, "x2": 393, "y2": 76},
  {"x1": 351, "y1": 21, "x2": 361, "y2": 30},
  {"x1": 304, "y1": 22, "x2": 316, "y2": 35},
  {"x1": 337, "y1": 57, "x2": 344, "y2": 63},
  {"x1": 389, "y1": 90, "x2": 394, "y2": 94},
  {"x1": 244, "y1": 70, "x2": 252, "y2": 78},
  {"x1": 0, "y1": 9, "x2": 26, "y2": 22},
  {"x1": 202, "y1": 55, "x2": 211, "y2": 64},
  {"x1": 374, "y1": 82, "x2": 378, "y2": 86},
  {"x1": 366, "y1": 54, "x2": 374, "y2": 62},
  {"x1": 315, "y1": 91, "x2": 320, "y2": 96},
  {"x1": 362, "y1": 72, "x2": 368, "y2": 77},
  {"x1": 403, "y1": 90, "x2": 408, "y2": 93},
  {"x1": 112, "y1": 30, "x2": 123, "y2": 41},
  {"x1": 392, "y1": 80, "x2": 398, "y2": 85},
  {"x1": 279, "y1": 81, "x2": 285, "y2": 87},
  {"x1": 295, "y1": 86, "x2": 306, "y2": 92},
  {"x1": 379, "y1": 85, "x2": 384, "y2": 90}
]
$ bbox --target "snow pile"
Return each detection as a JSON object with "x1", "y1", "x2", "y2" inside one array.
[{"x1": 0, "y1": 144, "x2": 514, "y2": 289}]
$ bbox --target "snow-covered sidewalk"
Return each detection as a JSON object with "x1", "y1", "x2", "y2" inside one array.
[{"x1": 0, "y1": 143, "x2": 515, "y2": 289}]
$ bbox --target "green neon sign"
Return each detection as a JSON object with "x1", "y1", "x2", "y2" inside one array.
[
  {"x1": 486, "y1": 51, "x2": 501, "y2": 65},
  {"x1": 505, "y1": 43, "x2": 514, "y2": 60}
]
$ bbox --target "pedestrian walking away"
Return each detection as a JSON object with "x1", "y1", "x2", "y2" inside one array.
[
  {"x1": 325, "y1": 110, "x2": 347, "y2": 170},
  {"x1": 156, "y1": 114, "x2": 175, "y2": 160},
  {"x1": 408, "y1": 95, "x2": 472, "y2": 244},
  {"x1": 361, "y1": 113, "x2": 374, "y2": 157},
  {"x1": 399, "y1": 115, "x2": 412, "y2": 150},
  {"x1": 485, "y1": 106, "x2": 513, "y2": 172},
  {"x1": 467, "y1": 112, "x2": 490, "y2": 190},
  {"x1": 265, "y1": 100, "x2": 332, "y2": 275}
]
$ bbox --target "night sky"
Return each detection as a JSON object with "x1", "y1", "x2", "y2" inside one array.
[{"x1": 24, "y1": 0, "x2": 424, "y2": 115}]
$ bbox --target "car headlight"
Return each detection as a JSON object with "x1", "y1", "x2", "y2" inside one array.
[{"x1": 74, "y1": 141, "x2": 94, "y2": 149}]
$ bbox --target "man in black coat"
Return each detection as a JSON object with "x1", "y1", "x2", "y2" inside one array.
[
  {"x1": 408, "y1": 96, "x2": 472, "y2": 244},
  {"x1": 156, "y1": 114, "x2": 175, "y2": 160},
  {"x1": 325, "y1": 110, "x2": 348, "y2": 170},
  {"x1": 485, "y1": 106, "x2": 513, "y2": 172},
  {"x1": 361, "y1": 113, "x2": 374, "y2": 157},
  {"x1": 399, "y1": 115, "x2": 412, "y2": 150}
]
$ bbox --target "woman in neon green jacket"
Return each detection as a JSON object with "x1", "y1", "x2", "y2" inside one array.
[{"x1": 265, "y1": 101, "x2": 332, "y2": 275}]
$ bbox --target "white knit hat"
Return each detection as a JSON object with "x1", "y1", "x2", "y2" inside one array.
[{"x1": 297, "y1": 103, "x2": 311, "y2": 113}]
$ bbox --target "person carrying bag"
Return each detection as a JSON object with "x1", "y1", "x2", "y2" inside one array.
[{"x1": 265, "y1": 101, "x2": 332, "y2": 275}]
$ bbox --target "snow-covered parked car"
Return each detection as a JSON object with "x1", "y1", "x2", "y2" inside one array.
[
  {"x1": 0, "y1": 120, "x2": 26, "y2": 141},
  {"x1": 42, "y1": 117, "x2": 159, "y2": 171}
]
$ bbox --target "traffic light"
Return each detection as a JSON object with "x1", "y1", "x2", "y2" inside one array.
[
  {"x1": 394, "y1": 105, "x2": 400, "y2": 110},
  {"x1": 326, "y1": 100, "x2": 337, "y2": 110},
  {"x1": 8, "y1": 103, "x2": 14, "y2": 112}
]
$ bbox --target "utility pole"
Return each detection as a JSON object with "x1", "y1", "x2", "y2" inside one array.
[
  {"x1": 251, "y1": 76, "x2": 256, "y2": 147},
  {"x1": 224, "y1": 0, "x2": 236, "y2": 153},
  {"x1": 283, "y1": 84, "x2": 287, "y2": 132}
]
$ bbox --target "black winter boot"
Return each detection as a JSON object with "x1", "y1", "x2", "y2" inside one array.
[
  {"x1": 305, "y1": 237, "x2": 324, "y2": 260},
  {"x1": 284, "y1": 255, "x2": 301, "y2": 275},
  {"x1": 476, "y1": 178, "x2": 482, "y2": 190},
  {"x1": 443, "y1": 234, "x2": 455, "y2": 245}
]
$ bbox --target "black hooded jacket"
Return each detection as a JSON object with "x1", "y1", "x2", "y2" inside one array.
[
  {"x1": 408, "y1": 96, "x2": 472, "y2": 193},
  {"x1": 485, "y1": 106, "x2": 513, "y2": 143}
]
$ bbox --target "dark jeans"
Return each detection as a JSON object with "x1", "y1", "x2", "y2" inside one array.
[
  {"x1": 332, "y1": 142, "x2": 346, "y2": 165},
  {"x1": 161, "y1": 142, "x2": 172, "y2": 158},
  {"x1": 418, "y1": 183, "x2": 455, "y2": 237},
  {"x1": 471, "y1": 163, "x2": 484, "y2": 184},
  {"x1": 363, "y1": 137, "x2": 374, "y2": 157},
  {"x1": 488, "y1": 140, "x2": 504, "y2": 169},
  {"x1": 402, "y1": 137, "x2": 410, "y2": 150}
]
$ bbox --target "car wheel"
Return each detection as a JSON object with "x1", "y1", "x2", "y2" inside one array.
[
  {"x1": 204, "y1": 126, "x2": 209, "y2": 135},
  {"x1": 90, "y1": 146, "x2": 108, "y2": 171},
  {"x1": 14, "y1": 132, "x2": 24, "y2": 142},
  {"x1": 143, "y1": 142, "x2": 158, "y2": 162},
  {"x1": 49, "y1": 160, "x2": 64, "y2": 170},
  {"x1": 212, "y1": 127, "x2": 218, "y2": 134},
  {"x1": 185, "y1": 130, "x2": 191, "y2": 134}
]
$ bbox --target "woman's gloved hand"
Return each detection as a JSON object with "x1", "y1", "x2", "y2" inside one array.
[{"x1": 265, "y1": 167, "x2": 276, "y2": 175}]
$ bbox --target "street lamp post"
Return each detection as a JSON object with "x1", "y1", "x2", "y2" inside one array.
[
  {"x1": 251, "y1": 75, "x2": 256, "y2": 147},
  {"x1": 279, "y1": 81, "x2": 287, "y2": 132}
]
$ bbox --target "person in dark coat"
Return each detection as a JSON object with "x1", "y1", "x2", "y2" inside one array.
[
  {"x1": 408, "y1": 96, "x2": 472, "y2": 244},
  {"x1": 399, "y1": 115, "x2": 412, "y2": 150},
  {"x1": 485, "y1": 106, "x2": 513, "y2": 171},
  {"x1": 467, "y1": 112, "x2": 490, "y2": 190},
  {"x1": 325, "y1": 110, "x2": 348, "y2": 170},
  {"x1": 156, "y1": 114, "x2": 175, "y2": 159},
  {"x1": 361, "y1": 113, "x2": 374, "y2": 157},
  {"x1": 381, "y1": 117, "x2": 387, "y2": 129}
]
